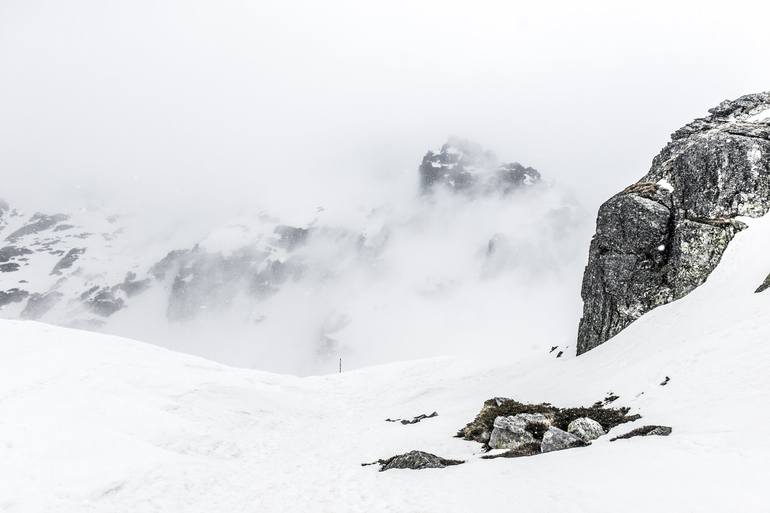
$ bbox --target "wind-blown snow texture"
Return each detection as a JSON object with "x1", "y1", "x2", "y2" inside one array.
[{"x1": 3, "y1": 213, "x2": 770, "y2": 512}]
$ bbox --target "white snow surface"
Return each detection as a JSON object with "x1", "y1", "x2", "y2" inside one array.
[{"x1": 3, "y1": 215, "x2": 770, "y2": 511}]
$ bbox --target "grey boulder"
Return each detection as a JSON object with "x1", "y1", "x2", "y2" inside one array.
[
  {"x1": 567, "y1": 417, "x2": 605, "y2": 442},
  {"x1": 541, "y1": 426, "x2": 587, "y2": 453},
  {"x1": 488, "y1": 413, "x2": 551, "y2": 450}
]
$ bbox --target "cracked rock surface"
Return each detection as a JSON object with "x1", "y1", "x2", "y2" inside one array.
[{"x1": 578, "y1": 91, "x2": 770, "y2": 354}]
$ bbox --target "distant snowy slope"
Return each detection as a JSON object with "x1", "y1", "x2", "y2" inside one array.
[{"x1": 2, "y1": 214, "x2": 770, "y2": 512}]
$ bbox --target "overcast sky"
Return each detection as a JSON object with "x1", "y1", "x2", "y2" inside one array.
[{"x1": 2, "y1": 0, "x2": 770, "y2": 216}]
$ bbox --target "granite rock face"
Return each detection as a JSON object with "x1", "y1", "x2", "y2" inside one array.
[
  {"x1": 419, "y1": 137, "x2": 540, "y2": 195},
  {"x1": 578, "y1": 92, "x2": 770, "y2": 354}
]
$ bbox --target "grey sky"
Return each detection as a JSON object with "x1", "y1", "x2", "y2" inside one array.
[{"x1": 2, "y1": 0, "x2": 769, "y2": 216}]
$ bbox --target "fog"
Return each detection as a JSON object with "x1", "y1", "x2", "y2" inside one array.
[{"x1": 1, "y1": 0, "x2": 770, "y2": 373}]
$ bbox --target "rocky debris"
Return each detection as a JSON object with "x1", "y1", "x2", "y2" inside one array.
[
  {"x1": 591, "y1": 393, "x2": 620, "y2": 408},
  {"x1": 21, "y1": 292, "x2": 63, "y2": 320},
  {"x1": 385, "y1": 411, "x2": 438, "y2": 425},
  {"x1": 363, "y1": 451, "x2": 463, "y2": 471},
  {"x1": 0, "y1": 263, "x2": 20, "y2": 272},
  {"x1": 457, "y1": 397, "x2": 637, "y2": 447},
  {"x1": 610, "y1": 425, "x2": 672, "y2": 441},
  {"x1": 5, "y1": 213, "x2": 69, "y2": 242},
  {"x1": 578, "y1": 91, "x2": 770, "y2": 354},
  {"x1": 567, "y1": 417, "x2": 605, "y2": 442},
  {"x1": 488, "y1": 413, "x2": 551, "y2": 450},
  {"x1": 419, "y1": 137, "x2": 540, "y2": 195},
  {"x1": 541, "y1": 426, "x2": 588, "y2": 453},
  {"x1": 50, "y1": 248, "x2": 86, "y2": 275},
  {"x1": 0, "y1": 288, "x2": 29, "y2": 307}
]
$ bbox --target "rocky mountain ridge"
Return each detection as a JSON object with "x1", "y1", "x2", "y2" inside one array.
[{"x1": 0, "y1": 139, "x2": 555, "y2": 370}]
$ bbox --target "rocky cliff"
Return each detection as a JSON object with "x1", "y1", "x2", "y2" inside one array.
[{"x1": 578, "y1": 92, "x2": 770, "y2": 354}]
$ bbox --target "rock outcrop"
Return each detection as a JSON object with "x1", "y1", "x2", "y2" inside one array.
[
  {"x1": 578, "y1": 92, "x2": 770, "y2": 354},
  {"x1": 419, "y1": 137, "x2": 540, "y2": 195}
]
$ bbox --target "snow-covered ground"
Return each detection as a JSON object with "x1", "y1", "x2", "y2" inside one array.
[{"x1": 3, "y1": 215, "x2": 770, "y2": 512}]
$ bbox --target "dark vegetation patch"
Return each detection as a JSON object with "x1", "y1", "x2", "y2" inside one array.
[
  {"x1": 362, "y1": 450, "x2": 463, "y2": 471},
  {"x1": 610, "y1": 425, "x2": 672, "y2": 441}
]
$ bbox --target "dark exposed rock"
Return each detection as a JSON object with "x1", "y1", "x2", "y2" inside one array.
[
  {"x1": 755, "y1": 273, "x2": 770, "y2": 293},
  {"x1": 363, "y1": 450, "x2": 464, "y2": 471},
  {"x1": 578, "y1": 91, "x2": 770, "y2": 354},
  {"x1": 419, "y1": 138, "x2": 540, "y2": 195},
  {"x1": 385, "y1": 411, "x2": 438, "y2": 425},
  {"x1": 51, "y1": 248, "x2": 86, "y2": 275},
  {"x1": 80, "y1": 286, "x2": 125, "y2": 317},
  {"x1": 149, "y1": 249, "x2": 190, "y2": 280},
  {"x1": 610, "y1": 425, "x2": 672, "y2": 441},
  {"x1": 0, "y1": 246, "x2": 32, "y2": 262},
  {"x1": 5, "y1": 213, "x2": 69, "y2": 242},
  {"x1": 457, "y1": 397, "x2": 637, "y2": 447},
  {"x1": 660, "y1": 376, "x2": 670, "y2": 386},
  {"x1": 0, "y1": 263, "x2": 20, "y2": 272},
  {"x1": 0, "y1": 288, "x2": 29, "y2": 307},
  {"x1": 21, "y1": 292, "x2": 63, "y2": 320},
  {"x1": 116, "y1": 272, "x2": 151, "y2": 298},
  {"x1": 273, "y1": 225, "x2": 309, "y2": 251}
]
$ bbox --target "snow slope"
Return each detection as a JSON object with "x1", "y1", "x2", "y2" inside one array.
[{"x1": 3, "y1": 215, "x2": 770, "y2": 512}]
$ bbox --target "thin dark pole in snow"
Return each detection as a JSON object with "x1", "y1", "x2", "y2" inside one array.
[{"x1": 339, "y1": 358, "x2": 342, "y2": 373}]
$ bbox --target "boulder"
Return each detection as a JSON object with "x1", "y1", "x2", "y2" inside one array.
[
  {"x1": 578, "y1": 91, "x2": 770, "y2": 354},
  {"x1": 541, "y1": 426, "x2": 587, "y2": 453},
  {"x1": 489, "y1": 413, "x2": 551, "y2": 450},
  {"x1": 567, "y1": 417, "x2": 605, "y2": 442}
]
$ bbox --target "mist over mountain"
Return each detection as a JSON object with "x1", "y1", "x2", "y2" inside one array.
[{"x1": 0, "y1": 139, "x2": 589, "y2": 374}]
